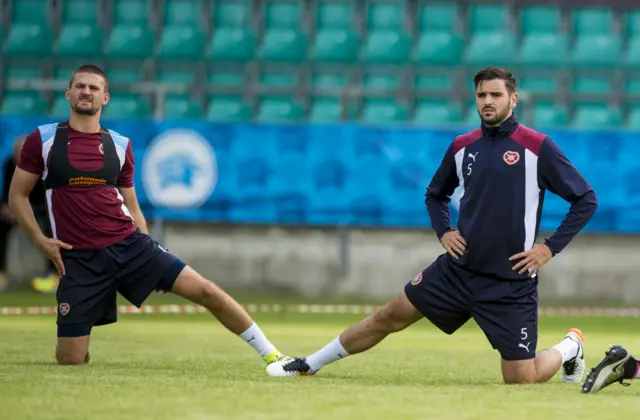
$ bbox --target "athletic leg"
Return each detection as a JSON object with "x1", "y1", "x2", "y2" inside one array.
[
  {"x1": 581, "y1": 345, "x2": 640, "y2": 393},
  {"x1": 266, "y1": 254, "x2": 472, "y2": 377},
  {"x1": 115, "y1": 232, "x2": 290, "y2": 365}
]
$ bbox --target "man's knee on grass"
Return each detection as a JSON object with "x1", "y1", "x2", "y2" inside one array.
[
  {"x1": 56, "y1": 336, "x2": 90, "y2": 365},
  {"x1": 501, "y1": 359, "x2": 538, "y2": 384}
]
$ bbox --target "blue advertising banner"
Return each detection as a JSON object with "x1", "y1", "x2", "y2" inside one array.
[{"x1": 0, "y1": 116, "x2": 635, "y2": 233}]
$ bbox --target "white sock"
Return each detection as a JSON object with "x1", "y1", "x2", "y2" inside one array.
[
  {"x1": 306, "y1": 336, "x2": 349, "y2": 372},
  {"x1": 551, "y1": 337, "x2": 579, "y2": 363},
  {"x1": 238, "y1": 323, "x2": 276, "y2": 358}
]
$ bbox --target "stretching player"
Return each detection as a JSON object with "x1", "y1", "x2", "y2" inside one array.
[
  {"x1": 9, "y1": 64, "x2": 290, "y2": 366},
  {"x1": 581, "y1": 345, "x2": 640, "y2": 393},
  {"x1": 267, "y1": 67, "x2": 598, "y2": 384}
]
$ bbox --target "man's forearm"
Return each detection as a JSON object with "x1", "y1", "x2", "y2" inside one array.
[
  {"x1": 130, "y1": 210, "x2": 148, "y2": 234},
  {"x1": 9, "y1": 194, "x2": 45, "y2": 244}
]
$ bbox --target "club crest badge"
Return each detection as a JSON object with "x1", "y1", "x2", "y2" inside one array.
[
  {"x1": 411, "y1": 272, "x2": 423, "y2": 285},
  {"x1": 503, "y1": 151, "x2": 520, "y2": 165},
  {"x1": 59, "y1": 303, "x2": 70, "y2": 316}
]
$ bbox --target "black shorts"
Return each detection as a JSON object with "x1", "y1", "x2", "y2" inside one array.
[
  {"x1": 404, "y1": 254, "x2": 538, "y2": 361},
  {"x1": 56, "y1": 230, "x2": 186, "y2": 338}
]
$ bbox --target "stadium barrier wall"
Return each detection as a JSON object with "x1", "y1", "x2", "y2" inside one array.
[{"x1": 1, "y1": 116, "x2": 639, "y2": 302}]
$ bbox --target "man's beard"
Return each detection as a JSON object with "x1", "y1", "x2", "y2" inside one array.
[
  {"x1": 479, "y1": 106, "x2": 510, "y2": 126},
  {"x1": 72, "y1": 102, "x2": 101, "y2": 116}
]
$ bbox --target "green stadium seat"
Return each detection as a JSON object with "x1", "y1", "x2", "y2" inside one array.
[
  {"x1": 572, "y1": 34, "x2": 621, "y2": 67},
  {"x1": 4, "y1": 24, "x2": 53, "y2": 56},
  {"x1": 413, "y1": 31, "x2": 463, "y2": 65},
  {"x1": 208, "y1": 71, "x2": 244, "y2": 88},
  {"x1": 468, "y1": 4, "x2": 510, "y2": 33},
  {"x1": 626, "y1": 107, "x2": 640, "y2": 129},
  {"x1": 53, "y1": 66, "x2": 76, "y2": 82},
  {"x1": 213, "y1": 0, "x2": 252, "y2": 28},
  {"x1": 257, "y1": 29, "x2": 308, "y2": 62},
  {"x1": 519, "y1": 76, "x2": 557, "y2": 95},
  {"x1": 259, "y1": 71, "x2": 299, "y2": 89},
  {"x1": 414, "y1": 74, "x2": 455, "y2": 93},
  {"x1": 572, "y1": 7, "x2": 613, "y2": 35},
  {"x1": 311, "y1": 29, "x2": 360, "y2": 63},
  {"x1": 12, "y1": 0, "x2": 49, "y2": 24},
  {"x1": 310, "y1": 72, "x2": 349, "y2": 93},
  {"x1": 571, "y1": 104, "x2": 622, "y2": 129},
  {"x1": 157, "y1": 26, "x2": 207, "y2": 59},
  {"x1": 309, "y1": 97, "x2": 354, "y2": 123},
  {"x1": 625, "y1": 10, "x2": 640, "y2": 37},
  {"x1": 463, "y1": 104, "x2": 481, "y2": 127},
  {"x1": 55, "y1": 24, "x2": 103, "y2": 57},
  {"x1": 103, "y1": 95, "x2": 151, "y2": 119},
  {"x1": 113, "y1": 0, "x2": 150, "y2": 25},
  {"x1": 163, "y1": 94, "x2": 202, "y2": 119},
  {"x1": 532, "y1": 103, "x2": 568, "y2": 128},
  {"x1": 50, "y1": 95, "x2": 70, "y2": 117},
  {"x1": 257, "y1": 97, "x2": 305, "y2": 122},
  {"x1": 413, "y1": 101, "x2": 462, "y2": 126},
  {"x1": 265, "y1": 1, "x2": 302, "y2": 29},
  {"x1": 361, "y1": 30, "x2": 411, "y2": 64},
  {"x1": 366, "y1": 1, "x2": 406, "y2": 31},
  {"x1": 361, "y1": 100, "x2": 409, "y2": 124},
  {"x1": 163, "y1": 0, "x2": 202, "y2": 26},
  {"x1": 0, "y1": 92, "x2": 47, "y2": 116},
  {"x1": 156, "y1": 69, "x2": 195, "y2": 85},
  {"x1": 107, "y1": 69, "x2": 145, "y2": 85},
  {"x1": 417, "y1": 3, "x2": 458, "y2": 31},
  {"x1": 106, "y1": 25, "x2": 154, "y2": 58},
  {"x1": 62, "y1": 0, "x2": 100, "y2": 24},
  {"x1": 316, "y1": 1, "x2": 354, "y2": 30},
  {"x1": 206, "y1": 96, "x2": 253, "y2": 121},
  {"x1": 463, "y1": 31, "x2": 516, "y2": 66},
  {"x1": 572, "y1": 77, "x2": 612, "y2": 96},
  {"x1": 362, "y1": 73, "x2": 400, "y2": 92},
  {"x1": 624, "y1": 36, "x2": 640, "y2": 68},
  {"x1": 625, "y1": 79, "x2": 640, "y2": 97},
  {"x1": 209, "y1": 28, "x2": 256, "y2": 61},
  {"x1": 518, "y1": 34, "x2": 568, "y2": 67},
  {"x1": 521, "y1": 6, "x2": 561, "y2": 34},
  {"x1": 4, "y1": 65, "x2": 44, "y2": 82}
]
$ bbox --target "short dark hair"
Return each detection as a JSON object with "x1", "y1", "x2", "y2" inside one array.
[
  {"x1": 473, "y1": 67, "x2": 516, "y2": 95},
  {"x1": 69, "y1": 64, "x2": 109, "y2": 92}
]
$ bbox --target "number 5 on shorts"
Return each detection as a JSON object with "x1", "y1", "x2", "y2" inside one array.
[{"x1": 521, "y1": 327, "x2": 528, "y2": 340}]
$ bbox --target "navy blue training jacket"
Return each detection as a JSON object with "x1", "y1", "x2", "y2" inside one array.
[{"x1": 425, "y1": 114, "x2": 598, "y2": 280}]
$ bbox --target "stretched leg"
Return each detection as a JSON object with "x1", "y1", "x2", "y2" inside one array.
[
  {"x1": 266, "y1": 290, "x2": 423, "y2": 376},
  {"x1": 169, "y1": 265, "x2": 289, "y2": 364},
  {"x1": 582, "y1": 345, "x2": 640, "y2": 393},
  {"x1": 56, "y1": 324, "x2": 92, "y2": 365}
]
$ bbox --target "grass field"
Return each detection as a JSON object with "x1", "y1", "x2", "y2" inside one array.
[{"x1": 1, "y1": 291, "x2": 640, "y2": 420}]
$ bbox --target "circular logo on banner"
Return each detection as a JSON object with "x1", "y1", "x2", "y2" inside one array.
[{"x1": 142, "y1": 129, "x2": 217, "y2": 210}]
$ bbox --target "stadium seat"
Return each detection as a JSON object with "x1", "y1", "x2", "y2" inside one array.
[
  {"x1": 4, "y1": 64, "x2": 44, "y2": 82},
  {"x1": 157, "y1": 26, "x2": 207, "y2": 59},
  {"x1": 361, "y1": 30, "x2": 411, "y2": 64},
  {"x1": 311, "y1": 29, "x2": 360, "y2": 63},
  {"x1": 360, "y1": 99, "x2": 409, "y2": 124},
  {"x1": 257, "y1": 97, "x2": 305, "y2": 122},
  {"x1": 366, "y1": 1, "x2": 406, "y2": 31},
  {"x1": 572, "y1": 77, "x2": 612, "y2": 96},
  {"x1": 417, "y1": 2, "x2": 458, "y2": 31},
  {"x1": 102, "y1": 95, "x2": 151, "y2": 119},
  {"x1": 520, "y1": 76, "x2": 558, "y2": 96},
  {"x1": 113, "y1": 0, "x2": 150, "y2": 25},
  {"x1": 531, "y1": 103, "x2": 568, "y2": 128},
  {"x1": 463, "y1": 31, "x2": 517, "y2": 66},
  {"x1": 4, "y1": 23, "x2": 53, "y2": 56},
  {"x1": 572, "y1": 34, "x2": 622, "y2": 67},
  {"x1": 156, "y1": 69, "x2": 196, "y2": 86},
  {"x1": 316, "y1": 1, "x2": 354, "y2": 30},
  {"x1": 518, "y1": 34, "x2": 568, "y2": 67},
  {"x1": 570, "y1": 104, "x2": 623, "y2": 129},
  {"x1": 626, "y1": 106, "x2": 640, "y2": 129},
  {"x1": 624, "y1": 35, "x2": 640, "y2": 68},
  {"x1": 413, "y1": 31, "x2": 463, "y2": 65},
  {"x1": 414, "y1": 74, "x2": 455, "y2": 94},
  {"x1": 206, "y1": 96, "x2": 253, "y2": 121},
  {"x1": 208, "y1": 71, "x2": 244, "y2": 89},
  {"x1": 108, "y1": 68, "x2": 145, "y2": 84},
  {"x1": 265, "y1": 0, "x2": 302, "y2": 29},
  {"x1": 12, "y1": 0, "x2": 50, "y2": 24},
  {"x1": 413, "y1": 101, "x2": 463, "y2": 126},
  {"x1": 625, "y1": 10, "x2": 640, "y2": 37},
  {"x1": 0, "y1": 92, "x2": 47, "y2": 116},
  {"x1": 521, "y1": 6, "x2": 562, "y2": 34},
  {"x1": 62, "y1": 0, "x2": 100, "y2": 24},
  {"x1": 362, "y1": 72, "x2": 401, "y2": 98},
  {"x1": 55, "y1": 25, "x2": 104, "y2": 57},
  {"x1": 468, "y1": 4, "x2": 510, "y2": 33},
  {"x1": 163, "y1": 94, "x2": 203, "y2": 119},
  {"x1": 259, "y1": 71, "x2": 299, "y2": 90},
  {"x1": 625, "y1": 79, "x2": 640, "y2": 97},
  {"x1": 209, "y1": 28, "x2": 256, "y2": 61},
  {"x1": 50, "y1": 95, "x2": 70, "y2": 117},
  {"x1": 257, "y1": 29, "x2": 308, "y2": 62},
  {"x1": 163, "y1": 0, "x2": 202, "y2": 26},
  {"x1": 572, "y1": 7, "x2": 614, "y2": 34},
  {"x1": 310, "y1": 71, "x2": 349, "y2": 96},
  {"x1": 213, "y1": 0, "x2": 253, "y2": 28},
  {"x1": 105, "y1": 25, "x2": 154, "y2": 58},
  {"x1": 309, "y1": 97, "x2": 355, "y2": 123}
]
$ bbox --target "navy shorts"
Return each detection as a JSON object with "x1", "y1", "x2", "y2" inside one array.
[
  {"x1": 56, "y1": 230, "x2": 186, "y2": 338},
  {"x1": 404, "y1": 254, "x2": 538, "y2": 361}
]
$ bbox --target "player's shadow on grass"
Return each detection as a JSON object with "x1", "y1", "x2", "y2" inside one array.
[{"x1": 321, "y1": 372, "x2": 500, "y2": 386}]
